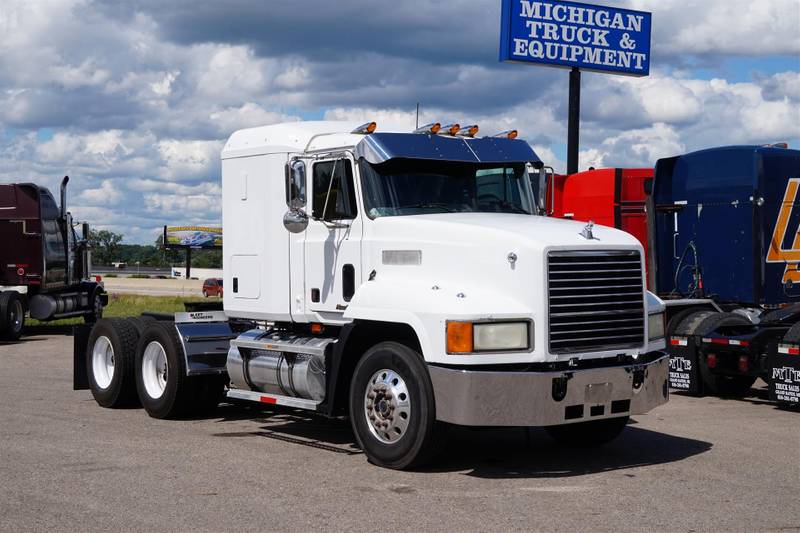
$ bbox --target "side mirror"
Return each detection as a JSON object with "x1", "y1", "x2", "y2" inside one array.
[
  {"x1": 283, "y1": 209, "x2": 309, "y2": 233},
  {"x1": 537, "y1": 168, "x2": 548, "y2": 213},
  {"x1": 286, "y1": 160, "x2": 307, "y2": 210}
]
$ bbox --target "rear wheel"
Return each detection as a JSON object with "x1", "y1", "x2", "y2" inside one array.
[
  {"x1": 0, "y1": 291, "x2": 25, "y2": 341},
  {"x1": 135, "y1": 321, "x2": 220, "y2": 418},
  {"x1": 545, "y1": 416, "x2": 630, "y2": 447},
  {"x1": 86, "y1": 318, "x2": 139, "y2": 407},
  {"x1": 349, "y1": 342, "x2": 446, "y2": 470}
]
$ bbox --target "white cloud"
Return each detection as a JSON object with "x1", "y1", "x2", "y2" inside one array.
[
  {"x1": 144, "y1": 192, "x2": 222, "y2": 215},
  {"x1": 77, "y1": 179, "x2": 122, "y2": 205},
  {"x1": 156, "y1": 139, "x2": 222, "y2": 181},
  {"x1": 629, "y1": 0, "x2": 800, "y2": 57},
  {"x1": 580, "y1": 122, "x2": 686, "y2": 169}
]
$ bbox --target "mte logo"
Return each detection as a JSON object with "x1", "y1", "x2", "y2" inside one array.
[
  {"x1": 772, "y1": 366, "x2": 800, "y2": 383},
  {"x1": 669, "y1": 357, "x2": 692, "y2": 372},
  {"x1": 767, "y1": 178, "x2": 800, "y2": 284}
]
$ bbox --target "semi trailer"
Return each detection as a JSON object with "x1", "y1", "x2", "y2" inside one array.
[
  {"x1": 75, "y1": 121, "x2": 669, "y2": 469},
  {"x1": 0, "y1": 177, "x2": 106, "y2": 340},
  {"x1": 537, "y1": 145, "x2": 800, "y2": 406}
]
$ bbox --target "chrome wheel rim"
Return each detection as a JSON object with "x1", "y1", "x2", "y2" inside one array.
[
  {"x1": 9, "y1": 299, "x2": 23, "y2": 333},
  {"x1": 91, "y1": 336, "x2": 115, "y2": 389},
  {"x1": 142, "y1": 341, "x2": 168, "y2": 399},
  {"x1": 364, "y1": 368, "x2": 411, "y2": 444}
]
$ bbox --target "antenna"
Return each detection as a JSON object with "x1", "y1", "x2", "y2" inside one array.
[{"x1": 416, "y1": 102, "x2": 420, "y2": 129}]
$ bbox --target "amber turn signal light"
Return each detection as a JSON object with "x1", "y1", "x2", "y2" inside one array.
[{"x1": 447, "y1": 321, "x2": 473, "y2": 353}]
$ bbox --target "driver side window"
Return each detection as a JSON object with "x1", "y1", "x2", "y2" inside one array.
[{"x1": 312, "y1": 159, "x2": 357, "y2": 220}]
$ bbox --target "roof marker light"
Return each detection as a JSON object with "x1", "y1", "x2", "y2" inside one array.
[
  {"x1": 441, "y1": 124, "x2": 461, "y2": 136},
  {"x1": 351, "y1": 122, "x2": 377, "y2": 134},
  {"x1": 414, "y1": 122, "x2": 441, "y2": 135},
  {"x1": 492, "y1": 130, "x2": 518, "y2": 139},
  {"x1": 456, "y1": 125, "x2": 479, "y2": 138}
]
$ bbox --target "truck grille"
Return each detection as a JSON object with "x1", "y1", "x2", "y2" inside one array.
[{"x1": 547, "y1": 250, "x2": 645, "y2": 354}]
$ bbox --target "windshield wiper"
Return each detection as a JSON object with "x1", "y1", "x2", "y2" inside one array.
[
  {"x1": 397, "y1": 202, "x2": 456, "y2": 213},
  {"x1": 498, "y1": 201, "x2": 530, "y2": 214}
]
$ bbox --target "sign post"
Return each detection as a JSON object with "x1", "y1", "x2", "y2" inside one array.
[{"x1": 499, "y1": 0, "x2": 652, "y2": 173}]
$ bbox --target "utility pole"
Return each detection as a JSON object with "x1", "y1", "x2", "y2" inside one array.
[{"x1": 567, "y1": 67, "x2": 581, "y2": 175}]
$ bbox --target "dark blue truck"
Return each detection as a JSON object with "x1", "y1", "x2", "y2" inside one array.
[{"x1": 653, "y1": 145, "x2": 800, "y2": 405}]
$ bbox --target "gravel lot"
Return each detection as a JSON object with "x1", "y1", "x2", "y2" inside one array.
[{"x1": 1, "y1": 330, "x2": 798, "y2": 532}]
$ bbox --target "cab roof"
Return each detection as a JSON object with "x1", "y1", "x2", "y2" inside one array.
[{"x1": 221, "y1": 121, "x2": 540, "y2": 164}]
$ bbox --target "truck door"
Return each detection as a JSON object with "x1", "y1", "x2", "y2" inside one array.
[{"x1": 303, "y1": 155, "x2": 363, "y2": 321}]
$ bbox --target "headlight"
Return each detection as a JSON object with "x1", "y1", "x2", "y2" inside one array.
[
  {"x1": 447, "y1": 321, "x2": 531, "y2": 353},
  {"x1": 648, "y1": 312, "x2": 666, "y2": 341}
]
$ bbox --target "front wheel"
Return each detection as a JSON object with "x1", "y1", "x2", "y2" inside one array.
[
  {"x1": 0, "y1": 291, "x2": 25, "y2": 341},
  {"x1": 349, "y1": 342, "x2": 446, "y2": 470},
  {"x1": 545, "y1": 416, "x2": 630, "y2": 447}
]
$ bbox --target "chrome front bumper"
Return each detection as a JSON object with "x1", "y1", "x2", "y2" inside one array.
[{"x1": 428, "y1": 353, "x2": 669, "y2": 427}]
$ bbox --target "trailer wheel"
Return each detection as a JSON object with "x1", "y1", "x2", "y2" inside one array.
[
  {"x1": 86, "y1": 318, "x2": 140, "y2": 407},
  {"x1": 0, "y1": 291, "x2": 26, "y2": 341},
  {"x1": 349, "y1": 342, "x2": 446, "y2": 470},
  {"x1": 695, "y1": 313, "x2": 757, "y2": 397},
  {"x1": 545, "y1": 416, "x2": 630, "y2": 447},
  {"x1": 135, "y1": 321, "x2": 200, "y2": 419}
]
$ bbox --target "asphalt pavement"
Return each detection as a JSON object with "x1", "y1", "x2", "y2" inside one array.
[{"x1": 1, "y1": 331, "x2": 798, "y2": 532}]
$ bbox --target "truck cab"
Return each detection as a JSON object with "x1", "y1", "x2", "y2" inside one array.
[{"x1": 218, "y1": 121, "x2": 669, "y2": 466}]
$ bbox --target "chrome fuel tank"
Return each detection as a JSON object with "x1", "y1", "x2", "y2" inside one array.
[{"x1": 226, "y1": 329, "x2": 335, "y2": 401}]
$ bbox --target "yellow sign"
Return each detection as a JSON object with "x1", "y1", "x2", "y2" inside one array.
[{"x1": 164, "y1": 226, "x2": 222, "y2": 248}]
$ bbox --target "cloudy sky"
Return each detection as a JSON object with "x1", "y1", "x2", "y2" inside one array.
[{"x1": 1, "y1": 0, "x2": 799, "y2": 243}]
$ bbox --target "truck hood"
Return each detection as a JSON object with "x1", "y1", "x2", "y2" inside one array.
[
  {"x1": 353, "y1": 212, "x2": 648, "y2": 364},
  {"x1": 367, "y1": 212, "x2": 640, "y2": 251}
]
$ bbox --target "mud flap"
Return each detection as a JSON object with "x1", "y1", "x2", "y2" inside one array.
[
  {"x1": 73, "y1": 324, "x2": 92, "y2": 390},
  {"x1": 768, "y1": 343, "x2": 800, "y2": 406},
  {"x1": 667, "y1": 335, "x2": 702, "y2": 395}
]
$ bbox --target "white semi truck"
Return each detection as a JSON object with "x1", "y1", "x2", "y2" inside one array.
[{"x1": 75, "y1": 121, "x2": 669, "y2": 469}]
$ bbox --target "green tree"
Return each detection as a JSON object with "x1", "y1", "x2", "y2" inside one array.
[{"x1": 88, "y1": 229, "x2": 124, "y2": 266}]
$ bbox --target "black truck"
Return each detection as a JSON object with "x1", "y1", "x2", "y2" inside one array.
[{"x1": 0, "y1": 176, "x2": 106, "y2": 340}]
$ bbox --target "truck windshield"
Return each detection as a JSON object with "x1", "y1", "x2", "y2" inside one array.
[{"x1": 359, "y1": 159, "x2": 533, "y2": 218}]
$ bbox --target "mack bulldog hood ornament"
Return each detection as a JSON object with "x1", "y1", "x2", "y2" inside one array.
[{"x1": 580, "y1": 221, "x2": 597, "y2": 240}]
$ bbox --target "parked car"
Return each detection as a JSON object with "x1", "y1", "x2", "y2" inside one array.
[{"x1": 202, "y1": 278, "x2": 223, "y2": 297}]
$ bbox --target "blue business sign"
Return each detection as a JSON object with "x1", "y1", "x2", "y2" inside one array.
[{"x1": 500, "y1": 0, "x2": 652, "y2": 76}]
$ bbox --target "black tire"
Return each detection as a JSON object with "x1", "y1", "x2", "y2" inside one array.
[
  {"x1": 83, "y1": 289, "x2": 104, "y2": 324},
  {"x1": 349, "y1": 341, "x2": 447, "y2": 470},
  {"x1": 86, "y1": 318, "x2": 140, "y2": 408},
  {"x1": 127, "y1": 315, "x2": 158, "y2": 335},
  {"x1": 545, "y1": 416, "x2": 630, "y2": 447},
  {"x1": 674, "y1": 310, "x2": 718, "y2": 336},
  {"x1": 135, "y1": 321, "x2": 203, "y2": 419},
  {"x1": 695, "y1": 312, "x2": 757, "y2": 397},
  {"x1": 667, "y1": 307, "x2": 708, "y2": 339},
  {"x1": 0, "y1": 291, "x2": 25, "y2": 341},
  {"x1": 203, "y1": 290, "x2": 208, "y2": 298},
  {"x1": 782, "y1": 321, "x2": 800, "y2": 344}
]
